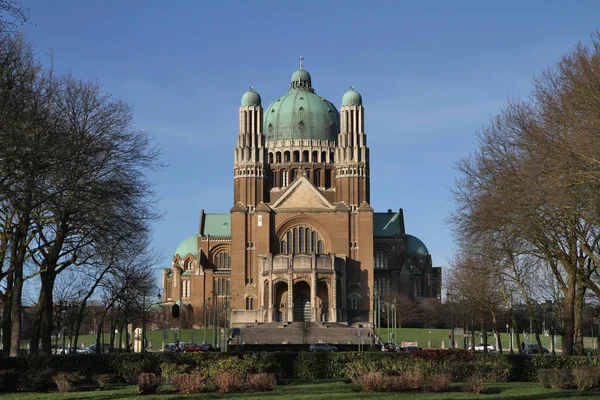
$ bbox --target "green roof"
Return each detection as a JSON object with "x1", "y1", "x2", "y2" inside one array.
[
  {"x1": 264, "y1": 69, "x2": 340, "y2": 143},
  {"x1": 201, "y1": 213, "x2": 231, "y2": 237},
  {"x1": 406, "y1": 234, "x2": 429, "y2": 256},
  {"x1": 241, "y1": 87, "x2": 261, "y2": 106},
  {"x1": 342, "y1": 87, "x2": 362, "y2": 106},
  {"x1": 373, "y1": 212, "x2": 402, "y2": 236},
  {"x1": 174, "y1": 235, "x2": 198, "y2": 258}
]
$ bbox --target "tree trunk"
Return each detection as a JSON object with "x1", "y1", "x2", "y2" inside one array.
[
  {"x1": 574, "y1": 284, "x2": 585, "y2": 356},
  {"x1": 1, "y1": 273, "x2": 13, "y2": 357},
  {"x1": 562, "y1": 273, "x2": 576, "y2": 356},
  {"x1": 39, "y1": 273, "x2": 56, "y2": 357},
  {"x1": 596, "y1": 306, "x2": 600, "y2": 357},
  {"x1": 9, "y1": 274, "x2": 23, "y2": 357},
  {"x1": 512, "y1": 315, "x2": 522, "y2": 355},
  {"x1": 482, "y1": 321, "x2": 488, "y2": 353},
  {"x1": 29, "y1": 290, "x2": 45, "y2": 356}
]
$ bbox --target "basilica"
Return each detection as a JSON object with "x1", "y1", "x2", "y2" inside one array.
[{"x1": 162, "y1": 62, "x2": 441, "y2": 327}]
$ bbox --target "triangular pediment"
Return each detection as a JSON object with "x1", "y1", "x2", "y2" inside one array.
[{"x1": 272, "y1": 176, "x2": 334, "y2": 210}]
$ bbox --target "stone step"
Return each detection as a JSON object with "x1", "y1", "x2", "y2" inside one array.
[{"x1": 240, "y1": 322, "x2": 372, "y2": 344}]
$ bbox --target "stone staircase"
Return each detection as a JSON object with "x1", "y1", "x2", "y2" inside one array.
[{"x1": 239, "y1": 322, "x2": 373, "y2": 345}]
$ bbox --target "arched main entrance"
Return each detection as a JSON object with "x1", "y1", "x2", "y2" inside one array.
[
  {"x1": 293, "y1": 281, "x2": 311, "y2": 321},
  {"x1": 273, "y1": 281, "x2": 288, "y2": 322}
]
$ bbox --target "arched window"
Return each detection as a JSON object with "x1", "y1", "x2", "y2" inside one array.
[
  {"x1": 302, "y1": 150, "x2": 309, "y2": 162},
  {"x1": 214, "y1": 251, "x2": 231, "y2": 270},
  {"x1": 375, "y1": 276, "x2": 391, "y2": 296},
  {"x1": 280, "y1": 225, "x2": 325, "y2": 254},
  {"x1": 272, "y1": 170, "x2": 279, "y2": 187},
  {"x1": 214, "y1": 277, "x2": 230, "y2": 296},
  {"x1": 276, "y1": 152, "x2": 282, "y2": 163},
  {"x1": 321, "y1": 151, "x2": 326, "y2": 162},
  {"x1": 281, "y1": 170, "x2": 288, "y2": 187},
  {"x1": 312, "y1": 151, "x2": 318, "y2": 162},
  {"x1": 314, "y1": 169, "x2": 321, "y2": 187},
  {"x1": 350, "y1": 297, "x2": 359, "y2": 310},
  {"x1": 325, "y1": 169, "x2": 332, "y2": 187},
  {"x1": 182, "y1": 280, "x2": 191, "y2": 297},
  {"x1": 414, "y1": 277, "x2": 424, "y2": 299},
  {"x1": 293, "y1": 150, "x2": 300, "y2": 162},
  {"x1": 284, "y1": 151, "x2": 290, "y2": 162},
  {"x1": 268, "y1": 153, "x2": 273, "y2": 163},
  {"x1": 184, "y1": 259, "x2": 193, "y2": 270},
  {"x1": 374, "y1": 250, "x2": 389, "y2": 269}
]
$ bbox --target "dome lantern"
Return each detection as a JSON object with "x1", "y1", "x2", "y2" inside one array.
[
  {"x1": 342, "y1": 86, "x2": 362, "y2": 106},
  {"x1": 241, "y1": 86, "x2": 261, "y2": 107}
]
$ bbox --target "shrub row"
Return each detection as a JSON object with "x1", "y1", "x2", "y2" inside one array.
[
  {"x1": 538, "y1": 367, "x2": 600, "y2": 390},
  {"x1": 1, "y1": 351, "x2": 599, "y2": 387}
]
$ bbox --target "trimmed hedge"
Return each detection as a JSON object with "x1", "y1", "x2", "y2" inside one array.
[{"x1": 1, "y1": 351, "x2": 599, "y2": 383}]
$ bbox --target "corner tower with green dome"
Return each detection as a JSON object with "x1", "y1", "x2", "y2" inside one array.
[{"x1": 163, "y1": 60, "x2": 440, "y2": 335}]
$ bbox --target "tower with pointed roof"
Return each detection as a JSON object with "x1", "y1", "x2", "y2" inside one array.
[{"x1": 163, "y1": 61, "x2": 441, "y2": 332}]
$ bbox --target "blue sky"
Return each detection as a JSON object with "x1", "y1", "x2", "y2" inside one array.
[{"x1": 20, "y1": 0, "x2": 600, "y2": 285}]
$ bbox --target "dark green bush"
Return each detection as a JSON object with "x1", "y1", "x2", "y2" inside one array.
[{"x1": 1, "y1": 351, "x2": 598, "y2": 385}]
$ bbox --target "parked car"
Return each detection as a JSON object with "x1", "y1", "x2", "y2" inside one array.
[
  {"x1": 182, "y1": 343, "x2": 204, "y2": 352},
  {"x1": 67, "y1": 346, "x2": 86, "y2": 354},
  {"x1": 51, "y1": 344, "x2": 66, "y2": 355},
  {"x1": 309, "y1": 343, "x2": 337, "y2": 352},
  {"x1": 474, "y1": 343, "x2": 496, "y2": 352},
  {"x1": 401, "y1": 346, "x2": 420, "y2": 352},
  {"x1": 85, "y1": 343, "x2": 111, "y2": 354},
  {"x1": 200, "y1": 343, "x2": 214, "y2": 352},
  {"x1": 162, "y1": 344, "x2": 177, "y2": 352},
  {"x1": 381, "y1": 343, "x2": 399, "y2": 352},
  {"x1": 523, "y1": 343, "x2": 549, "y2": 354}
]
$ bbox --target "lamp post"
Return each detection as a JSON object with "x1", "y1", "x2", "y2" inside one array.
[
  {"x1": 447, "y1": 290, "x2": 454, "y2": 349},
  {"x1": 593, "y1": 317, "x2": 598, "y2": 353},
  {"x1": 392, "y1": 300, "x2": 397, "y2": 345},
  {"x1": 142, "y1": 291, "x2": 162, "y2": 352},
  {"x1": 374, "y1": 290, "x2": 380, "y2": 344}
]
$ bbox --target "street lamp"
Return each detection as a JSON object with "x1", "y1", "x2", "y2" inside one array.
[
  {"x1": 447, "y1": 290, "x2": 454, "y2": 349},
  {"x1": 142, "y1": 290, "x2": 162, "y2": 352}
]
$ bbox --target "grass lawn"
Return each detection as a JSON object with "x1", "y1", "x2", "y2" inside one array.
[
  {"x1": 375, "y1": 327, "x2": 565, "y2": 352},
  {"x1": 72, "y1": 327, "x2": 600, "y2": 354},
  {"x1": 0, "y1": 381, "x2": 597, "y2": 399},
  {"x1": 74, "y1": 328, "x2": 223, "y2": 350}
]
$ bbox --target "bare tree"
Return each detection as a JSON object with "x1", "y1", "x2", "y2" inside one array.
[
  {"x1": 0, "y1": 1, "x2": 28, "y2": 32},
  {"x1": 449, "y1": 33, "x2": 600, "y2": 354}
]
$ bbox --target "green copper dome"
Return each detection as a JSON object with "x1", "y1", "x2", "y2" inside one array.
[
  {"x1": 264, "y1": 69, "x2": 340, "y2": 142},
  {"x1": 342, "y1": 86, "x2": 362, "y2": 106},
  {"x1": 406, "y1": 234, "x2": 429, "y2": 256},
  {"x1": 291, "y1": 69, "x2": 311, "y2": 88},
  {"x1": 174, "y1": 235, "x2": 198, "y2": 259},
  {"x1": 241, "y1": 87, "x2": 261, "y2": 107}
]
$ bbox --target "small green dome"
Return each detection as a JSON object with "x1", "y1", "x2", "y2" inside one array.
[
  {"x1": 406, "y1": 234, "x2": 429, "y2": 256},
  {"x1": 174, "y1": 235, "x2": 198, "y2": 259},
  {"x1": 241, "y1": 87, "x2": 261, "y2": 106},
  {"x1": 342, "y1": 86, "x2": 362, "y2": 106},
  {"x1": 291, "y1": 69, "x2": 311, "y2": 89},
  {"x1": 264, "y1": 69, "x2": 340, "y2": 142}
]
